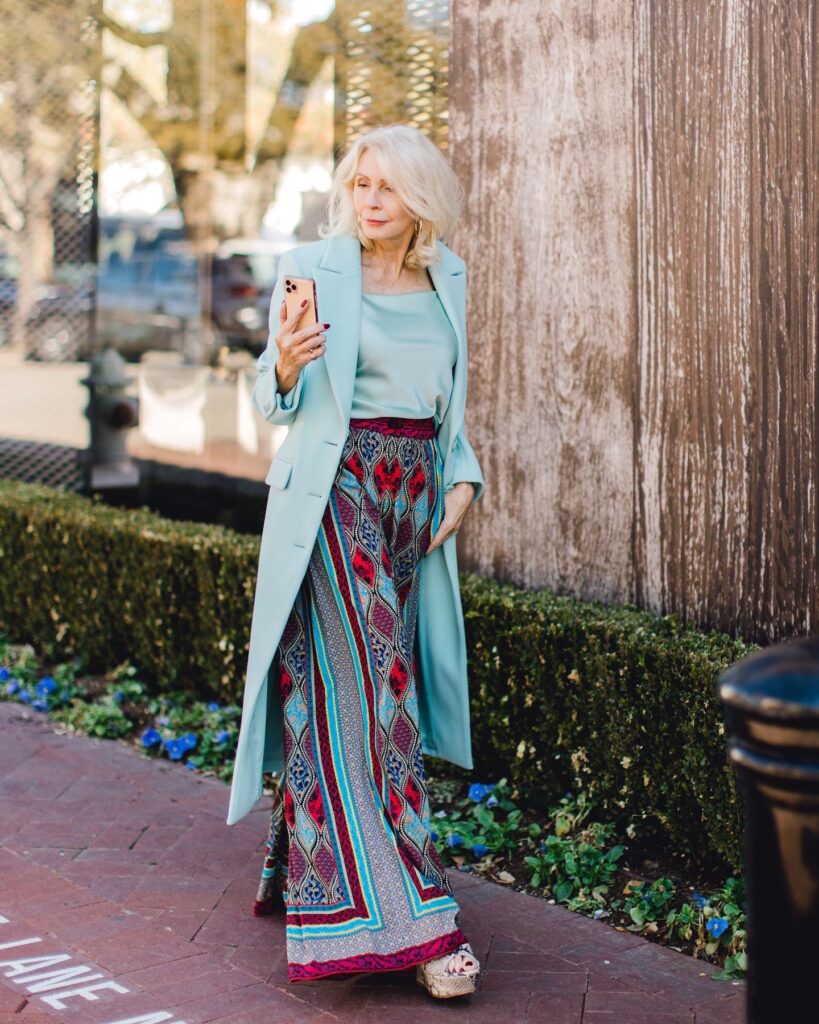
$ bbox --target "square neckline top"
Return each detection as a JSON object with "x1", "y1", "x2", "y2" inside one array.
[{"x1": 350, "y1": 286, "x2": 457, "y2": 422}]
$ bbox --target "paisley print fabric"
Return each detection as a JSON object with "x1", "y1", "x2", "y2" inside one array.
[{"x1": 255, "y1": 416, "x2": 467, "y2": 981}]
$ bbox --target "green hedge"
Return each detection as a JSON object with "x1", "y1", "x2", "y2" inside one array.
[
  {"x1": 461, "y1": 574, "x2": 757, "y2": 871},
  {"x1": 0, "y1": 480, "x2": 259, "y2": 694},
  {"x1": 0, "y1": 479, "x2": 755, "y2": 870}
]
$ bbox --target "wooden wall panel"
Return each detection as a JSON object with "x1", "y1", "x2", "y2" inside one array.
[
  {"x1": 633, "y1": 0, "x2": 819, "y2": 640},
  {"x1": 449, "y1": 1, "x2": 636, "y2": 601},
  {"x1": 450, "y1": 0, "x2": 819, "y2": 640},
  {"x1": 744, "y1": 4, "x2": 819, "y2": 638},
  {"x1": 632, "y1": 1, "x2": 754, "y2": 627}
]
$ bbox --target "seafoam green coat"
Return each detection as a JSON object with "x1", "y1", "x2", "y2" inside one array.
[{"x1": 226, "y1": 232, "x2": 485, "y2": 826}]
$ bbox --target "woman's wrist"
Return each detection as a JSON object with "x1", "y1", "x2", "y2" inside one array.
[{"x1": 275, "y1": 359, "x2": 300, "y2": 396}]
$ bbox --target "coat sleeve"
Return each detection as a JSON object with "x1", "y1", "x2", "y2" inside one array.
[
  {"x1": 251, "y1": 249, "x2": 306, "y2": 426},
  {"x1": 446, "y1": 426, "x2": 484, "y2": 504}
]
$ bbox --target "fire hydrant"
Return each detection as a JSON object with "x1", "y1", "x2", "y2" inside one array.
[{"x1": 80, "y1": 348, "x2": 140, "y2": 491}]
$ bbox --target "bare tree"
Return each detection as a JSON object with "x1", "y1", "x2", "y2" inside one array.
[{"x1": 99, "y1": 1, "x2": 335, "y2": 246}]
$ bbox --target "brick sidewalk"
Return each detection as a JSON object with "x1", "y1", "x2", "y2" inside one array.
[{"x1": 0, "y1": 703, "x2": 746, "y2": 1023}]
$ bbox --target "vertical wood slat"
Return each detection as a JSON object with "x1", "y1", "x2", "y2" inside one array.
[
  {"x1": 745, "y1": 4, "x2": 818, "y2": 638},
  {"x1": 633, "y1": 0, "x2": 753, "y2": 627},
  {"x1": 449, "y1": 1, "x2": 635, "y2": 600},
  {"x1": 450, "y1": 0, "x2": 818, "y2": 640}
]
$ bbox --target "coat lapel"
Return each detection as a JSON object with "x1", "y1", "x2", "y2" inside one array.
[
  {"x1": 427, "y1": 258, "x2": 466, "y2": 474},
  {"x1": 311, "y1": 235, "x2": 361, "y2": 424},
  {"x1": 309, "y1": 234, "x2": 467, "y2": 463}
]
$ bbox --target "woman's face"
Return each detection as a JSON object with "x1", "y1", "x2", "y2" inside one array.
[{"x1": 352, "y1": 149, "x2": 415, "y2": 244}]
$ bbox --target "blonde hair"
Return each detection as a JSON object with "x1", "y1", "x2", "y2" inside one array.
[{"x1": 318, "y1": 124, "x2": 464, "y2": 270}]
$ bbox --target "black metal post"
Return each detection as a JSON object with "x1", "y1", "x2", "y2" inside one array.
[{"x1": 718, "y1": 636, "x2": 819, "y2": 1023}]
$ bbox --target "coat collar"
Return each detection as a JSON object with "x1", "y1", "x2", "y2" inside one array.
[{"x1": 308, "y1": 234, "x2": 467, "y2": 448}]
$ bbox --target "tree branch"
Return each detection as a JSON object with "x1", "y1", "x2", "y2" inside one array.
[{"x1": 97, "y1": 11, "x2": 167, "y2": 48}]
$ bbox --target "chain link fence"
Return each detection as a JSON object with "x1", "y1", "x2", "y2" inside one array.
[{"x1": 0, "y1": 0, "x2": 98, "y2": 361}]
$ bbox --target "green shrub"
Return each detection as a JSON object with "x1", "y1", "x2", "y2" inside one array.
[
  {"x1": 0, "y1": 480, "x2": 757, "y2": 870},
  {"x1": 0, "y1": 480, "x2": 259, "y2": 700},
  {"x1": 459, "y1": 574, "x2": 757, "y2": 870}
]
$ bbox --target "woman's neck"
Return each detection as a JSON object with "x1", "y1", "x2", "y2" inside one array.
[{"x1": 360, "y1": 239, "x2": 411, "y2": 281}]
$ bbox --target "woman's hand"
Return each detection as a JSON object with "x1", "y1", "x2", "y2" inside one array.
[
  {"x1": 274, "y1": 298, "x2": 330, "y2": 394},
  {"x1": 427, "y1": 482, "x2": 476, "y2": 553}
]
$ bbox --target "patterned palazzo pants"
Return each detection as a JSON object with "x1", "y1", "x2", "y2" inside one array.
[{"x1": 254, "y1": 415, "x2": 468, "y2": 982}]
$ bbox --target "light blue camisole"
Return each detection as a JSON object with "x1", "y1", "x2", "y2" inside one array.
[{"x1": 349, "y1": 289, "x2": 459, "y2": 424}]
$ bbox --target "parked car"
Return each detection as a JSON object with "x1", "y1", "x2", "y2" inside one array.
[
  {"x1": 0, "y1": 246, "x2": 95, "y2": 361},
  {"x1": 212, "y1": 236, "x2": 295, "y2": 357},
  {"x1": 0, "y1": 220, "x2": 296, "y2": 364}
]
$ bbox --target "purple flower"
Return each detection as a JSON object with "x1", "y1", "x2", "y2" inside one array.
[
  {"x1": 36, "y1": 676, "x2": 57, "y2": 697},
  {"x1": 156, "y1": 715, "x2": 170, "y2": 726},
  {"x1": 164, "y1": 739, "x2": 185, "y2": 761},
  {"x1": 706, "y1": 917, "x2": 729, "y2": 938},
  {"x1": 141, "y1": 727, "x2": 161, "y2": 748},
  {"x1": 468, "y1": 783, "x2": 495, "y2": 802}
]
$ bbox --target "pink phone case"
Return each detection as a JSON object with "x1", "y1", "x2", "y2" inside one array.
[{"x1": 283, "y1": 275, "x2": 319, "y2": 328}]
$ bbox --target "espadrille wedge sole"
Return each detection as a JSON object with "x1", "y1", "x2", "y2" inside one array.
[{"x1": 415, "y1": 943, "x2": 480, "y2": 999}]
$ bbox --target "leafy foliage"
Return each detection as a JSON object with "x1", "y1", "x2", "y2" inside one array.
[
  {"x1": 525, "y1": 823, "x2": 625, "y2": 912},
  {"x1": 459, "y1": 571, "x2": 758, "y2": 870}
]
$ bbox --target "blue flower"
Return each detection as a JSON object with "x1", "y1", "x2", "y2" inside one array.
[
  {"x1": 207, "y1": 701, "x2": 220, "y2": 711},
  {"x1": 471, "y1": 843, "x2": 489, "y2": 857},
  {"x1": 485, "y1": 795, "x2": 499, "y2": 809},
  {"x1": 185, "y1": 759, "x2": 198, "y2": 770},
  {"x1": 445, "y1": 834, "x2": 464, "y2": 848},
  {"x1": 31, "y1": 699, "x2": 49, "y2": 712},
  {"x1": 156, "y1": 715, "x2": 170, "y2": 726},
  {"x1": 0, "y1": 666, "x2": 9, "y2": 680},
  {"x1": 431, "y1": 830, "x2": 438, "y2": 842},
  {"x1": 36, "y1": 676, "x2": 57, "y2": 697},
  {"x1": 706, "y1": 917, "x2": 729, "y2": 938},
  {"x1": 141, "y1": 727, "x2": 161, "y2": 748},
  {"x1": 112, "y1": 690, "x2": 124, "y2": 703},
  {"x1": 164, "y1": 739, "x2": 185, "y2": 761},
  {"x1": 468, "y1": 783, "x2": 495, "y2": 802},
  {"x1": 179, "y1": 733, "x2": 198, "y2": 751},
  {"x1": 5, "y1": 679, "x2": 20, "y2": 696},
  {"x1": 691, "y1": 892, "x2": 707, "y2": 910},
  {"x1": 215, "y1": 729, "x2": 231, "y2": 744},
  {"x1": 18, "y1": 690, "x2": 31, "y2": 704}
]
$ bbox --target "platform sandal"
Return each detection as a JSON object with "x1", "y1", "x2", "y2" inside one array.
[{"x1": 416, "y1": 942, "x2": 480, "y2": 999}]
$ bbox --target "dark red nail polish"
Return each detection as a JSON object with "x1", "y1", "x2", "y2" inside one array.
[{"x1": 323, "y1": 322, "x2": 331, "y2": 328}]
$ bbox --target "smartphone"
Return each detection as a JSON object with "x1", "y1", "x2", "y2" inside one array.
[{"x1": 283, "y1": 275, "x2": 319, "y2": 330}]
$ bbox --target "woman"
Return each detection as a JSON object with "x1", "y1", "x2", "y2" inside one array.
[{"x1": 228, "y1": 124, "x2": 485, "y2": 998}]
